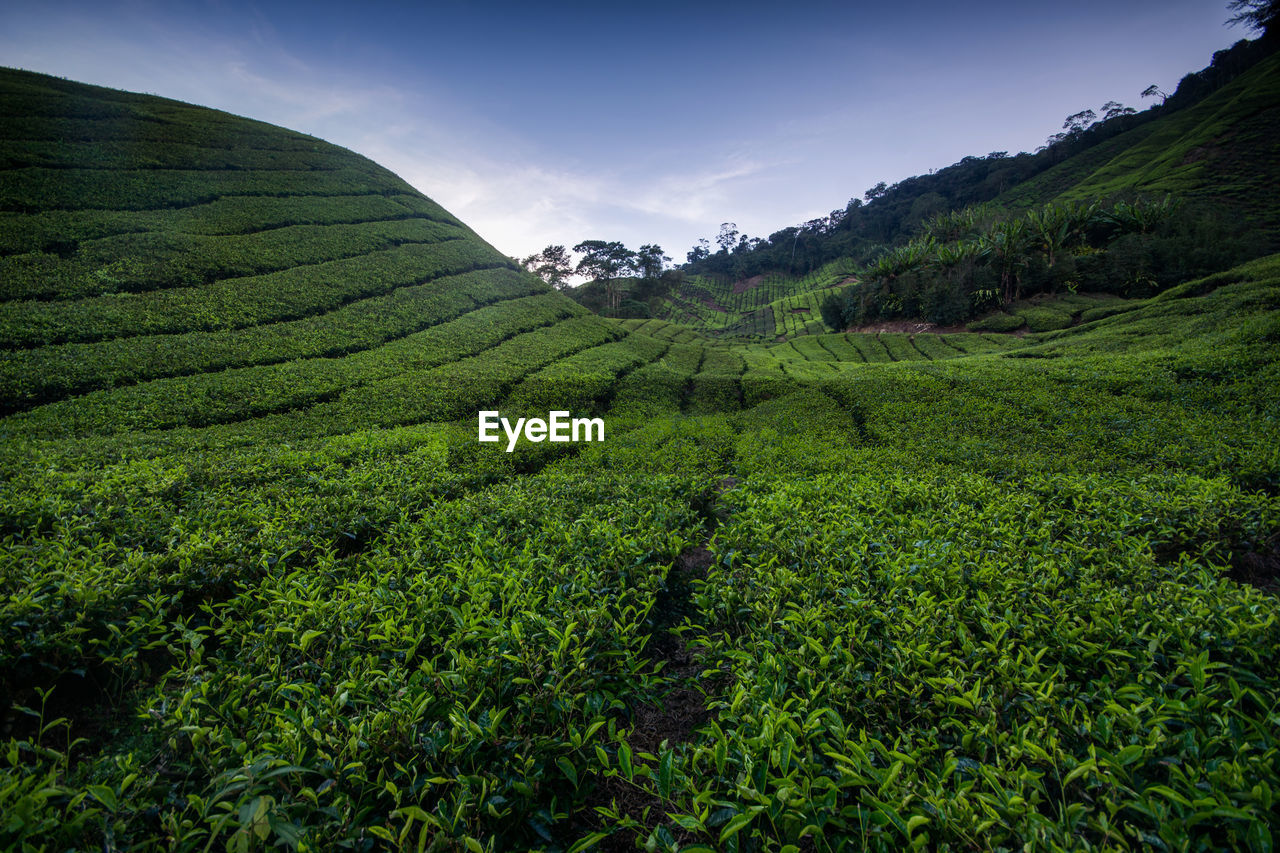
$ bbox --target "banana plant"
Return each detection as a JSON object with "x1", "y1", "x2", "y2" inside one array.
[
  {"x1": 1098, "y1": 196, "x2": 1178, "y2": 235},
  {"x1": 1025, "y1": 201, "x2": 1098, "y2": 269},
  {"x1": 932, "y1": 240, "x2": 979, "y2": 270},
  {"x1": 976, "y1": 219, "x2": 1033, "y2": 303}
]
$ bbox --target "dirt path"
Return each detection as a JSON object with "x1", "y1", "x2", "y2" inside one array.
[
  {"x1": 848, "y1": 319, "x2": 969, "y2": 335},
  {"x1": 596, "y1": 476, "x2": 737, "y2": 849}
]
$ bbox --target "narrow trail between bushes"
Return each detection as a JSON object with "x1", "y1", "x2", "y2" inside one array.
[{"x1": 599, "y1": 474, "x2": 738, "y2": 849}]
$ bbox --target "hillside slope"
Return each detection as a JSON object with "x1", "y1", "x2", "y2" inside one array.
[
  {"x1": 999, "y1": 51, "x2": 1280, "y2": 231},
  {"x1": 2, "y1": 69, "x2": 1279, "y2": 852},
  {"x1": 652, "y1": 44, "x2": 1279, "y2": 339},
  {"x1": 0, "y1": 67, "x2": 625, "y2": 430}
]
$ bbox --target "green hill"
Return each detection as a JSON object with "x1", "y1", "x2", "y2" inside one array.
[
  {"x1": 646, "y1": 260, "x2": 855, "y2": 340},
  {"x1": 657, "y1": 41, "x2": 1279, "y2": 338},
  {"x1": 3, "y1": 68, "x2": 1280, "y2": 852},
  {"x1": 0, "y1": 68, "x2": 637, "y2": 434},
  {"x1": 1000, "y1": 51, "x2": 1280, "y2": 230}
]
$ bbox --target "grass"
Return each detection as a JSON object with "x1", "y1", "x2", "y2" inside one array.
[{"x1": 2, "y1": 66, "x2": 1280, "y2": 852}]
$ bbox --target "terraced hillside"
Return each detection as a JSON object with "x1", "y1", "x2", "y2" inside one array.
[
  {"x1": 1000, "y1": 51, "x2": 1280, "y2": 231},
  {"x1": 3, "y1": 68, "x2": 1280, "y2": 852},
  {"x1": 658, "y1": 48, "x2": 1280, "y2": 340},
  {"x1": 652, "y1": 260, "x2": 856, "y2": 339},
  {"x1": 0, "y1": 68, "x2": 633, "y2": 434}
]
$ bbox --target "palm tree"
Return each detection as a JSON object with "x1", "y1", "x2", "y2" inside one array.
[
  {"x1": 933, "y1": 241, "x2": 979, "y2": 270},
  {"x1": 919, "y1": 204, "x2": 996, "y2": 244},
  {"x1": 1026, "y1": 205, "x2": 1070, "y2": 270}
]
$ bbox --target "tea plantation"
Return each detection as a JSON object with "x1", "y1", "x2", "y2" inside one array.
[{"x1": 2, "y1": 68, "x2": 1279, "y2": 852}]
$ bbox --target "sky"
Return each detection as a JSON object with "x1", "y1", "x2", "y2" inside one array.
[{"x1": 0, "y1": 0, "x2": 1253, "y2": 266}]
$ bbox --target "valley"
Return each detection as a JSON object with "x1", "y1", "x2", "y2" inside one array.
[{"x1": 2, "y1": 29, "x2": 1279, "y2": 853}]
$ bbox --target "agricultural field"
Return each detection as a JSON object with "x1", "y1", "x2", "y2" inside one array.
[
  {"x1": 653, "y1": 260, "x2": 856, "y2": 339},
  {"x1": 967, "y1": 293, "x2": 1143, "y2": 333},
  {"x1": 998, "y1": 51, "x2": 1280, "y2": 233},
  {"x1": 3, "y1": 67, "x2": 1280, "y2": 853}
]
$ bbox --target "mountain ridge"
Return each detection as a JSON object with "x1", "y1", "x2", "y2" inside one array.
[{"x1": 635, "y1": 38, "x2": 1279, "y2": 337}]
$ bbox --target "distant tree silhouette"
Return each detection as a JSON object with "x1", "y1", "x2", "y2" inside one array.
[
  {"x1": 1062, "y1": 109, "x2": 1098, "y2": 135},
  {"x1": 573, "y1": 240, "x2": 636, "y2": 312},
  {"x1": 686, "y1": 238, "x2": 710, "y2": 264},
  {"x1": 1141, "y1": 84, "x2": 1169, "y2": 104},
  {"x1": 635, "y1": 244, "x2": 670, "y2": 280},
  {"x1": 715, "y1": 222, "x2": 741, "y2": 254},
  {"x1": 1227, "y1": 0, "x2": 1278, "y2": 39}
]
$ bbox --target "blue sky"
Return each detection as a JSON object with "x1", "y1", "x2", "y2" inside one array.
[{"x1": 0, "y1": 0, "x2": 1250, "y2": 264}]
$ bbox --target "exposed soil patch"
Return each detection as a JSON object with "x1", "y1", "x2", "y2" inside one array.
[
  {"x1": 1231, "y1": 536, "x2": 1280, "y2": 594},
  {"x1": 594, "y1": 774, "x2": 698, "y2": 852},
  {"x1": 593, "y1": 561, "x2": 707, "y2": 850},
  {"x1": 628, "y1": 675, "x2": 707, "y2": 754},
  {"x1": 1183, "y1": 144, "x2": 1216, "y2": 165},
  {"x1": 732, "y1": 274, "x2": 766, "y2": 294},
  {"x1": 1183, "y1": 127, "x2": 1235, "y2": 165},
  {"x1": 678, "y1": 545, "x2": 715, "y2": 578},
  {"x1": 848, "y1": 320, "x2": 969, "y2": 334},
  {"x1": 701, "y1": 297, "x2": 728, "y2": 313},
  {"x1": 790, "y1": 307, "x2": 810, "y2": 314}
]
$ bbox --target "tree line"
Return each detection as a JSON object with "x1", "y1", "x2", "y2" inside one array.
[
  {"x1": 520, "y1": 241, "x2": 672, "y2": 315},
  {"x1": 821, "y1": 195, "x2": 1266, "y2": 328},
  {"x1": 521, "y1": 23, "x2": 1276, "y2": 323},
  {"x1": 680, "y1": 34, "x2": 1276, "y2": 282}
]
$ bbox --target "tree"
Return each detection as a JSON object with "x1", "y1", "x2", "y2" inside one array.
[
  {"x1": 1026, "y1": 202, "x2": 1093, "y2": 271},
  {"x1": 715, "y1": 222, "x2": 740, "y2": 254},
  {"x1": 686, "y1": 238, "x2": 711, "y2": 265},
  {"x1": 573, "y1": 240, "x2": 635, "y2": 281},
  {"x1": 1098, "y1": 196, "x2": 1178, "y2": 235},
  {"x1": 1100, "y1": 100, "x2": 1136, "y2": 120},
  {"x1": 573, "y1": 240, "x2": 636, "y2": 313},
  {"x1": 1040, "y1": 132, "x2": 1069, "y2": 151},
  {"x1": 1062, "y1": 109, "x2": 1097, "y2": 135},
  {"x1": 977, "y1": 219, "x2": 1033, "y2": 303},
  {"x1": 1226, "y1": 0, "x2": 1278, "y2": 37},
  {"x1": 635, "y1": 244, "x2": 670, "y2": 280},
  {"x1": 521, "y1": 244, "x2": 574, "y2": 289},
  {"x1": 864, "y1": 182, "x2": 889, "y2": 202},
  {"x1": 1141, "y1": 84, "x2": 1168, "y2": 104}
]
